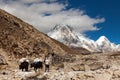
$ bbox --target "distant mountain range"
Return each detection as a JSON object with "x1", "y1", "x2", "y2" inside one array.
[{"x1": 47, "y1": 24, "x2": 120, "y2": 52}]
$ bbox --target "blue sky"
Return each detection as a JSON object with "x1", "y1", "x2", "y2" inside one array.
[
  {"x1": 67, "y1": 0, "x2": 120, "y2": 44},
  {"x1": 0, "y1": 0, "x2": 119, "y2": 44}
]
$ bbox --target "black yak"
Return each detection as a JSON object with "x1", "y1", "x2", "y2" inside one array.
[
  {"x1": 19, "y1": 60, "x2": 29, "y2": 71},
  {"x1": 30, "y1": 61, "x2": 43, "y2": 72}
]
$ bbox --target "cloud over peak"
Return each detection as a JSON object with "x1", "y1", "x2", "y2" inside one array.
[{"x1": 0, "y1": 0, "x2": 105, "y2": 33}]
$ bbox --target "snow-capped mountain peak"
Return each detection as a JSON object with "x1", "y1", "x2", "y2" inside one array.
[
  {"x1": 51, "y1": 24, "x2": 73, "y2": 32},
  {"x1": 48, "y1": 24, "x2": 99, "y2": 52},
  {"x1": 48, "y1": 24, "x2": 80, "y2": 45},
  {"x1": 96, "y1": 36, "x2": 110, "y2": 46},
  {"x1": 97, "y1": 36, "x2": 110, "y2": 42},
  {"x1": 96, "y1": 36, "x2": 120, "y2": 52},
  {"x1": 48, "y1": 24, "x2": 120, "y2": 52}
]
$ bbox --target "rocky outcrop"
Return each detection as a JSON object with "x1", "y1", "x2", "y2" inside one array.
[{"x1": 0, "y1": 55, "x2": 7, "y2": 65}]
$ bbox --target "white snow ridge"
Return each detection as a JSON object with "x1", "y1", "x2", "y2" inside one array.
[{"x1": 47, "y1": 24, "x2": 120, "y2": 52}]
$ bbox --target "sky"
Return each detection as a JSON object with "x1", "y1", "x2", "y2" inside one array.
[
  {"x1": 69, "y1": 0, "x2": 120, "y2": 44},
  {"x1": 0, "y1": 0, "x2": 119, "y2": 44}
]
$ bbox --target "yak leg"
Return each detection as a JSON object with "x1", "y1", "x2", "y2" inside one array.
[{"x1": 34, "y1": 67, "x2": 37, "y2": 72}]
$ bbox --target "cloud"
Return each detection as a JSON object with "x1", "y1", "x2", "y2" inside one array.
[{"x1": 0, "y1": 0, "x2": 105, "y2": 33}]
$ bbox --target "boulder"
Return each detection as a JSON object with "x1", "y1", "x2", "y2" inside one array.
[{"x1": 0, "y1": 55, "x2": 7, "y2": 65}]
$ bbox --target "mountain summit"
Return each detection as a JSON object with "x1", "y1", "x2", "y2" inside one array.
[
  {"x1": 51, "y1": 24, "x2": 73, "y2": 32},
  {"x1": 96, "y1": 36, "x2": 119, "y2": 52},
  {"x1": 96, "y1": 36, "x2": 111, "y2": 46},
  {"x1": 48, "y1": 24, "x2": 120, "y2": 52},
  {"x1": 48, "y1": 24, "x2": 80, "y2": 45},
  {"x1": 48, "y1": 24, "x2": 100, "y2": 52}
]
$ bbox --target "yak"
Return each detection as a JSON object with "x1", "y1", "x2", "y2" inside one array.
[
  {"x1": 30, "y1": 61, "x2": 43, "y2": 72},
  {"x1": 19, "y1": 60, "x2": 29, "y2": 71}
]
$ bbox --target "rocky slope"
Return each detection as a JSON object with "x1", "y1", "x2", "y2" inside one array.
[
  {"x1": 0, "y1": 9, "x2": 89, "y2": 60},
  {"x1": 0, "y1": 51, "x2": 120, "y2": 80},
  {"x1": 33, "y1": 51, "x2": 120, "y2": 80},
  {"x1": 0, "y1": 8, "x2": 65, "y2": 58}
]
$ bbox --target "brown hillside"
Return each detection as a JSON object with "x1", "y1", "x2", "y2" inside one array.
[{"x1": 0, "y1": 9, "x2": 89, "y2": 60}]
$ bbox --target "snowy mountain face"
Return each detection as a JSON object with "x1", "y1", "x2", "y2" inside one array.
[
  {"x1": 47, "y1": 24, "x2": 120, "y2": 52},
  {"x1": 96, "y1": 36, "x2": 120, "y2": 52},
  {"x1": 48, "y1": 24, "x2": 82, "y2": 46}
]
